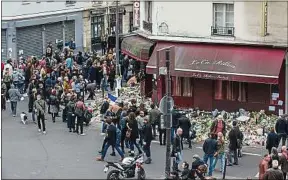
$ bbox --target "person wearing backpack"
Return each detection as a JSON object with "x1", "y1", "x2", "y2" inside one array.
[
  {"x1": 66, "y1": 95, "x2": 76, "y2": 132},
  {"x1": 75, "y1": 99, "x2": 85, "y2": 135}
]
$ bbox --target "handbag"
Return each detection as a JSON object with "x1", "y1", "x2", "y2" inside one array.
[{"x1": 126, "y1": 129, "x2": 131, "y2": 138}]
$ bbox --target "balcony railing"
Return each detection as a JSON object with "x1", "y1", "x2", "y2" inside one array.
[
  {"x1": 143, "y1": 20, "x2": 152, "y2": 33},
  {"x1": 211, "y1": 26, "x2": 235, "y2": 36}
]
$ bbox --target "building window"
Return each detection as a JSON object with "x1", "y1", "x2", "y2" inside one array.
[
  {"x1": 145, "y1": 1, "x2": 152, "y2": 22},
  {"x1": 212, "y1": 3, "x2": 234, "y2": 36},
  {"x1": 110, "y1": 13, "x2": 123, "y2": 34},
  {"x1": 172, "y1": 77, "x2": 193, "y2": 97},
  {"x1": 91, "y1": 15, "x2": 105, "y2": 38},
  {"x1": 214, "y1": 80, "x2": 247, "y2": 102},
  {"x1": 129, "y1": 12, "x2": 133, "y2": 32}
]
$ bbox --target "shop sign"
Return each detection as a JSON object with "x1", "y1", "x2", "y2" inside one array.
[
  {"x1": 190, "y1": 72, "x2": 229, "y2": 80},
  {"x1": 133, "y1": 0, "x2": 140, "y2": 27},
  {"x1": 190, "y1": 60, "x2": 236, "y2": 69}
]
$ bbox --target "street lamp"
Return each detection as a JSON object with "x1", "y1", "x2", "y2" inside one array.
[{"x1": 115, "y1": 1, "x2": 122, "y2": 97}]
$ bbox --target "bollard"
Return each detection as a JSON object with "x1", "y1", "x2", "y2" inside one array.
[{"x1": 222, "y1": 156, "x2": 227, "y2": 179}]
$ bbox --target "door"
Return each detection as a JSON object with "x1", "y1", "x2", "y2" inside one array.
[
  {"x1": 65, "y1": 20, "x2": 75, "y2": 43},
  {"x1": 16, "y1": 25, "x2": 43, "y2": 58},
  {"x1": 44, "y1": 22, "x2": 63, "y2": 52},
  {"x1": 1, "y1": 29, "x2": 7, "y2": 61},
  {"x1": 193, "y1": 79, "x2": 213, "y2": 111}
]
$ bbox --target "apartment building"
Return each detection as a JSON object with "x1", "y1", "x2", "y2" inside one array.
[
  {"x1": 1, "y1": 1, "x2": 134, "y2": 60},
  {"x1": 121, "y1": 1, "x2": 288, "y2": 114}
]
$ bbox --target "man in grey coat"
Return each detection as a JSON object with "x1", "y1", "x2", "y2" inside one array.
[{"x1": 8, "y1": 84, "x2": 22, "y2": 117}]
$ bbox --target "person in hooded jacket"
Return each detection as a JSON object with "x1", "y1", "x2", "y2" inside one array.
[
  {"x1": 66, "y1": 95, "x2": 76, "y2": 132},
  {"x1": 143, "y1": 117, "x2": 153, "y2": 164},
  {"x1": 8, "y1": 84, "x2": 23, "y2": 117},
  {"x1": 266, "y1": 127, "x2": 279, "y2": 154},
  {"x1": 178, "y1": 114, "x2": 192, "y2": 149},
  {"x1": 276, "y1": 117, "x2": 288, "y2": 147},
  {"x1": 48, "y1": 89, "x2": 59, "y2": 123}
]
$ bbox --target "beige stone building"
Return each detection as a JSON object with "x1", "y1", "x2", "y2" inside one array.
[{"x1": 82, "y1": 1, "x2": 134, "y2": 52}]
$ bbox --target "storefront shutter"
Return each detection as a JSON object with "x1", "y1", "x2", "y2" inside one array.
[
  {"x1": 1, "y1": 29, "x2": 7, "y2": 61},
  {"x1": 65, "y1": 20, "x2": 75, "y2": 43},
  {"x1": 44, "y1": 22, "x2": 63, "y2": 52},
  {"x1": 16, "y1": 25, "x2": 43, "y2": 59}
]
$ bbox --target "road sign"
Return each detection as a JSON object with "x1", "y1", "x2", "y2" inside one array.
[{"x1": 159, "y1": 95, "x2": 174, "y2": 114}]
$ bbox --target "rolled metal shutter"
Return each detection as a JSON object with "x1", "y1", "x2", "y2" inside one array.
[
  {"x1": 65, "y1": 20, "x2": 75, "y2": 42},
  {"x1": 44, "y1": 22, "x2": 63, "y2": 52},
  {"x1": 16, "y1": 25, "x2": 43, "y2": 58},
  {"x1": 1, "y1": 29, "x2": 7, "y2": 61}
]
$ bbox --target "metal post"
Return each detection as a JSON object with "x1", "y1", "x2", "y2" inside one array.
[
  {"x1": 285, "y1": 53, "x2": 288, "y2": 114},
  {"x1": 115, "y1": 1, "x2": 120, "y2": 76},
  {"x1": 165, "y1": 49, "x2": 172, "y2": 179},
  {"x1": 155, "y1": 50, "x2": 160, "y2": 106}
]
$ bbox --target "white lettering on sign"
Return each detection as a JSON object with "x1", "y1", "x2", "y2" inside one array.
[
  {"x1": 133, "y1": 0, "x2": 140, "y2": 27},
  {"x1": 190, "y1": 72, "x2": 229, "y2": 80},
  {"x1": 190, "y1": 60, "x2": 236, "y2": 69}
]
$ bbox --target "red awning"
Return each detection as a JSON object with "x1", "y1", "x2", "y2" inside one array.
[
  {"x1": 146, "y1": 42, "x2": 286, "y2": 84},
  {"x1": 121, "y1": 35, "x2": 154, "y2": 62}
]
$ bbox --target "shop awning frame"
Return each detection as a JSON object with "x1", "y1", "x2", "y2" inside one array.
[
  {"x1": 146, "y1": 42, "x2": 286, "y2": 84},
  {"x1": 121, "y1": 35, "x2": 155, "y2": 62}
]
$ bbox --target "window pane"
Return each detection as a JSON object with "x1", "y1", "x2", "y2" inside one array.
[
  {"x1": 215, "y1": 12, "x2": 224, "y2": 26},
  {"x1": 226, "y1": 4, "x2": 234, "y2": 12},
  {"x1": 214, "y1": 3, "x2": 224, "y2": 12},
  {"x1": 94, "y1": 25, "x2": 98, "y2": 36},
  {"x1": 225, "y1": 12, "x2": 234, "y2": 26}
]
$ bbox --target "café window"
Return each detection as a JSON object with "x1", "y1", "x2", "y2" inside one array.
[
  {"x1": 214, "y1": 80, "x2": 247, "y2": 102},
  {"x1": 172, "y1": 77, "x2": 193, "y2": 97},
  {"x1": 91, "y1": 15, "x2": 104, "y2": 38},
  {"x1": 110, "y1": 13, "x2": 123, "y2": 34}
]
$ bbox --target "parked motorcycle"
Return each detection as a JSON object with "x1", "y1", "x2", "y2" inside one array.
[{"x1": 103, "y1": 154, "x2": 146, "y2": 180}]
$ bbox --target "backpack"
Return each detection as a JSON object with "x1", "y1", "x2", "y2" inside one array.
[
  {"x1": 84, "y1": 110, "x2": 93, "y2": 120},
  {"x1": 75, "y1": 106, "x2": 84, "y2": 116}
]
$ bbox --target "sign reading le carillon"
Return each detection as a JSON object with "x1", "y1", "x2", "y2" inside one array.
[
  {"x1": 133, "y1": 0, "x2": 140, "y2": 27},
  {"x1": 190, "y1": 60, "x2": 236, "y2": 69}
]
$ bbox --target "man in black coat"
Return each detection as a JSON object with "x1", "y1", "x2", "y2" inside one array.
[
  {"x1": 172, "y1": 128, "x2": 183, "y2": 171},
  {"x1": 275, "y1": 117, "x2": 288, "y2": 146},
  {"x1": 178, "y1": 115, "x2": 192, "y2": 149},
  {"x1": 96, "y1": 118, "x2": 124, "y2": 161},
  {"x1": 227, "y1": 121, "x2": 243, "y2": 166},
  {"x1": 143, "y1": 117, "x2": 153, "y2": 164}
]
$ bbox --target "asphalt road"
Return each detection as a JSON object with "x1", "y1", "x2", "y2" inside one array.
[{"x1": 2, "y1": 99, "x2": 264, "y2": 179}]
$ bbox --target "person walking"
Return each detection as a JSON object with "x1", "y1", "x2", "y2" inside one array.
[
  {"x1": 3, "y1": 69, "x2": 12, "y2": 102},
  {"x1": 48, "y1": 89, "x2": 59, "y2": 123},
  {"x1": 266, "y1": 127, "x2": 279, "y2": 154},
  {"x1": 8, "y1": 84, "x2": 22, "y2": 117},
  {"x1": 202, "y1": 133, "x2": 218, "y2": 176},
  {"x1": 149, "y1": 104, "x2": 161, "y2": 139},
  {"x1": 75, "y1": 99, "x2": 85, "y2": 135},
  {"x1": 259, "y1": 154, "x2": 271, "y2": 180},
  {"x1": 127, "y1": 112, "x2": 142, "y2": 156},
  {"x1": 279, "y1": 146, "x2": 288, "y2": 180},
  {"x1": 96, "y1": 117, "x2": 124, "y2": 161},
  {"x1": 1, "y1": 81, "x2": 7, "y2": 110},
  {"x1": 66, "y1": 95, "x2": 76, "y2": 132},
  {"x1": 34, "y1": 94, "x2": 46, "y2": 134},
  {"x1": 212, "y1": 132, "x2": 225, "y2": 174},
  {"x1": 143, "y1": 117, "x2": 153, "y2": 164},
  {"x1": 227, "y1": 121, "x2": 243, "y2": 166},
  {"x1": 158, "y1": 113, "x2": 166, "y2": 146},
  {"x1": 210, "y1": 115, "x2": 226, "y2": 139},
  {"x1": 172, "y1": 128, "x2": 183, "y2": 172},
  {"x1": 276, "y1": 116, "x2": 288, "y2": 147}
]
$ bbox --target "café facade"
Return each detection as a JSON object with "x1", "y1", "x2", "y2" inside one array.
[{"x1": 146, "y1": 41, "x2": 287, "y2": 114}]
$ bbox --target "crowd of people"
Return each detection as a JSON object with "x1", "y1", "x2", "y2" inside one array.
[{"x1": 3, "y1": 40, "x2": 288, "y2": 180}]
